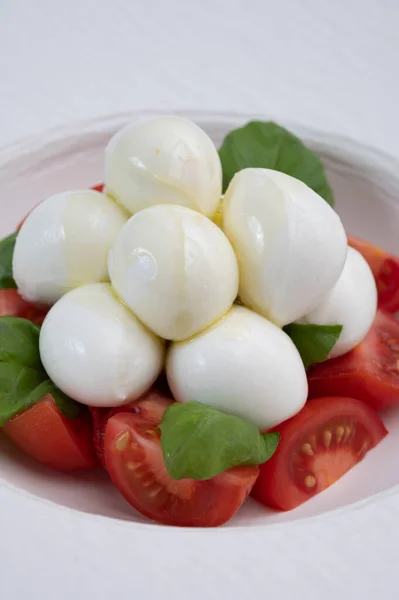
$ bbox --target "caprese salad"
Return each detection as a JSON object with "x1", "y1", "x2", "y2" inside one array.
[{"x1": 0, "y1": 116, "x2": 397, "y2": 527}]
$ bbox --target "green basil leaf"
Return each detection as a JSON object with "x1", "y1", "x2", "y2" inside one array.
[
  {"x1": 0, "y1": 316, "x2": 83, "y2": 425},
  {"x1": 159, "y1": 401, "x2": 279, "y2": 480},
  {"x1": 219, "y1": 121, "x2": 334, "y2": 206},
  {"x1": 0, "y1": 233, "x2": 17, "y2": 289},
  {"x1": 50, "y1": 384, "x2": 83, "y2": 420},
  {"x1": 0, "y1": 317, "x2": 42, "y2": 369},
  {"x1": 283, "y1": 323, "x2": 343, "y2": 369}
]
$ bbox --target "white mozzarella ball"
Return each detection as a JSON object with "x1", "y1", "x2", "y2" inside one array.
[
  {"x1": 108, "y1": 204, "x2": 239, "y2": 341},
  {"x1": 166, "y1": 305, "x2": 308, "y2": 430},
  {"x1": 297, "y1": 247, "x2": 377, "y2": 358},
  {"x1": 104, "y1": 116, "x2": 222, "y2": 218},
  {"x1": 223, "y1": 169, "x2": 348, "y2": 326},
  {"x1": 13, "y1": 190, "x2": 128, "y2": 305},
  {"x1": 39, "y1": 283, "x2": 165, "y2": 407}
]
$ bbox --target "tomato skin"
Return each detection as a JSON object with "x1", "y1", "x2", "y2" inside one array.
[
  {"x1": 252, "y1": 397, "x2": 387, "y2": 511},
  {"x1": 104, "y1": 394, "x2": 259, "y2": 527},
  {"x1": 3, "y1": 394, "x2": 98, "y2": 470},
  {"x1": 348, "y1": 235, "x2": 399, "y2": 313},
  {"x1": 308, "y1": 311, "x2": 399, "y2": 411},
  {"x1": 0, "y1": 288, "x2": 48, "y2": 325}
]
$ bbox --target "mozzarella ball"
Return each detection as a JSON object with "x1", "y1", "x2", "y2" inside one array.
[
  {"x1": 223, "y1": 169, "x2": 348, "y2": 326},
  {"x1": 166, "y1": 305, "x2": 308, "y2": 430},
  {"x1": 39, "y1": 283, "x2": 165, "y2": 407},
  {"x1": 104, "y1": 116, "x2": 222, "y2": 218},
  {"x1": 13, "y1": 190, "x2": 128, "y2": 305},
  {"x1": 297, "y1": 247, "x2": 377, "y2": 358},
  {"x1": 108, "y1": 204, "x2": 239, "y2": 341}
]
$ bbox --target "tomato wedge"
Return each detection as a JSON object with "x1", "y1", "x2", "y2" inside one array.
[
  {"x1": 348, "y1": 235, "x2": 399, "y2": 313},
  {"x1": 3, "y1": 394, "x2": 98, "y2": 470},
  {"x1": 308, "y1": 311, "x2": 399, "y2": 411},
  {"x1": 104, "y1": 394, "x2": 259, "y2": 527},
  {"x1": 252, "y1": 397, "x2": 387, "y2": 511},
  {"x1": 90, "y1": 388, "x2": 173, "y2": 467},
  {"x1": 0, "y1": 288, "x2": 48, "y2": 325}
]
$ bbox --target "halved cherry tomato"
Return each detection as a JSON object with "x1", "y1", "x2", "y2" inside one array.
[
  {"x1": 16, "y1": 183, "x2": 105, "y2": 231},
  {"x1": 308, "y1": 311, "x2": 399, "y2": 411},
  {"x1": 0, "y1": 288, "x2": 48, "y2": 325},
  {"x1": 3, "y1": 394, "x2": 98, "y2": 470},
  {"x1": 104, "y1": 393, "x2": 259, "y2": 527},
  {"x1": 90, "y1": 385, "x2": 173, "y2": 466},
  {"x1": 252, "y1": 397, "x2": 387, "y2": 511},
  {"x1": 348, "y1": 235, "x2": 399, "y2": 313}
]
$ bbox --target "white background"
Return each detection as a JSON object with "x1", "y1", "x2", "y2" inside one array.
[{"x1": 1, "y1": 0, "x2": 399, "y2": 156}]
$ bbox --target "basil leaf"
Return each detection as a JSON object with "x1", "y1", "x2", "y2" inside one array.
[
  {"x1": 50, "y1": 385, "x2": 83, "y2": 420},
  {"x1": 219, "y1": 121, "x2": 334, "y2": 206},
  {"x1": 159, "y1": 401, "x2": 279, "y2": 481},
  {"x1": 284, "y1": 323, "x2": 343, "y2": 369},
  {"x1": 0, "y1": 233, "x2": 17, "y2": 289},
  {"x1": 0, "y1": 316, "x2": 82, "y2": 425},
  {"x1": 0, "y1": 317, "x2": 42, "y2": 369}
]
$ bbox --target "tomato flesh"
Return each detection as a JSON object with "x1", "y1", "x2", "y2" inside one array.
[
  {"x1": 0, "y1": 288, "x2": 48, "y2": 325},
  {"x1": 90, "y1": 388, "x2": 173, "y2": 466},
  {"x1": 348, "y1": 235, "x2": 399, "y2": 313},
  {"x1": 104, "y1": 394, "x2": 259, "y2": 527},
  {"x1": 3, "y1": 394, "x2": 98, "y2": 470},
  {"x1": 252, "y1": 397, "x2": 387, "y2": 511},
  {"x1": 308, "y1": 311, "x2": 399, "y2": 411}
]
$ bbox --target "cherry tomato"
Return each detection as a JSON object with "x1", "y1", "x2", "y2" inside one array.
[
  {"x1": 90, "y1": 386, "x2": 173, "y2": 466},
  {"x1": 104, "y1": 393, "x2": 259, "y2": 527},
  {"x1": 252, "y1": 397, "x2": 387, "y2": 511},
  {"x1": 0, "y1": 288, "x2": 48, "y2": 325},
  {"x1": 3, "y1": 394, "x2": 98, "y2": 470},
  {"x1": 348, "y1": 235, "x2": 399, "y2": 313},
  {"x1": 308, "y1": 311, "x2": 399, "y2": 411}
]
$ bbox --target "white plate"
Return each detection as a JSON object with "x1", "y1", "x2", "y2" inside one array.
[{"x1": 1, "y1": 111, "x2": 399, "y2": 598}]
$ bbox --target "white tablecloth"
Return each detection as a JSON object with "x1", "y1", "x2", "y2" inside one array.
[{"x1": 1, "y1": 0, "x2": 399, "y2": 156}]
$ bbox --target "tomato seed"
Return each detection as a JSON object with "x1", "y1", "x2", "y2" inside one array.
[
  {"x1": 343, "y1": 426, "x2": 352, "y2": 443},
  {"x1": 323, "y1": 430, "x2": 332, "y2": 448},
  {"x1": 336, "y1": 425, "x2": 345, "y2": 444},
  {"x1": 126, "y1": 460, "x2": 141, "y2": 471},
  {"x1": 115, "y1": 431, "x2": 130, "y2": 451},
  {"x1": 301, "y1": 443, "x2": 314, "y2": 456},
  {"x1": 304, "y1": 475, "x2": 316, "y2": 488}
]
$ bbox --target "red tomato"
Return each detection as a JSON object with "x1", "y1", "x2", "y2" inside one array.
[
  {"x1": 90, "y1": 386, "x2": 173, "y2": 466},
  {"x1": 104, "y1": 394, "x2": 259, "y2": 527},
  {"x1": 348, "y1": 235, "x2": 399, "y2": 313},
  {"x1": 16, "y1": 183, "x2": 105, "y2": 231},
  {"x1": 252, "y1": 397, "x2": 387, "y2": 511},
  {"x1": 3, "y1": 394, "x2": 98, "y2": 471},
  {"x1": 308, "y1": 311, "x2": 399, "y2": 411},
  {"x1": 0, "y1": 288, "x2": 48, "y2": 325}
]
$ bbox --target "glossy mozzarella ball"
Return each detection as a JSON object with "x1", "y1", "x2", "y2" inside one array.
[
  {"x1": 166, "y1": 305, "x2": 308, "y2": 430},
  {"x1": 39, "y1": 283, "x2": 165, "y2": 407},
  {"x1": 104, "y1": 116, "x2": 222, "y2": 218},
  {"x1": 108, "y1": 204, "x2": 239, "y2": 341},
  {"x1": 297, "y1": 247, "x2": 377, "y2": 358},
  {"x1": 13, "y1": 190, "x2": 128, "y2": 305},
  {"x1": 223, "y1": 169, "x2": 348, "y2": 326}
]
